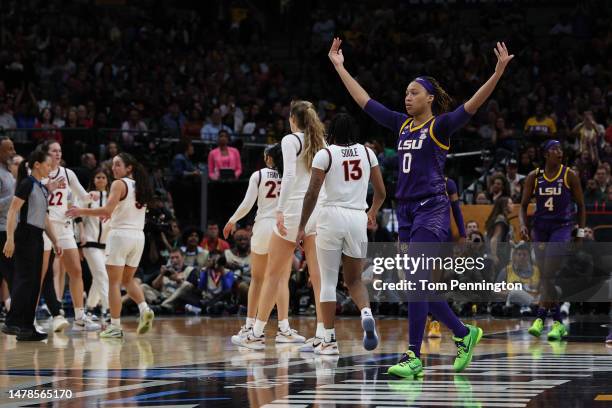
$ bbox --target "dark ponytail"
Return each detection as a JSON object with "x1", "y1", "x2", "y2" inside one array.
[
  {"x1": 17, "y1": 149, "x2": 49, "y2": 186},
  {"x1": 117, "y1": 153, "x2": 153, "y2": 207},
  {"x1": 265, "y1": 143, "x2": 284, "y2": 177},
  {"x1": 425, "y1": 76, "x2": 454, "y2": 114}
]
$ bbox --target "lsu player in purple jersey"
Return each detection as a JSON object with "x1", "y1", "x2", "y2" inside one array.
[
  {"x1": 329, "y1": 37, "x2": 513, "y2": 377},
  {"x1": 519, "y1": 140, "x2": 585, "y2": 341}
]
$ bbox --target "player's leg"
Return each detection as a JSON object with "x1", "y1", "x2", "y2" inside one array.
[
  {"x1": 545, "y1": 225, "x2": 572, "y2": 341},
  {"x1": 301, "y1": 234, "x2": 326, "y2": 349},
  {"x1": 83, "y1": 247, "x2": 110, "y2": 314},
  {"x1": 342, "y1": 254, "x2": 378, "y2": 351},
  {"x1": 275, "y1": 256, "x2": 305, "y2": 344},
  {"x1": 232, "y1": 253, "x2": 267, "y2": 345},
  {"x1": 241, "y1": 233, "x2": 294, "y2": 349},
  {"x1": 121, "y1": 265, "x2": 153, "y2": 335},
  {"x1": 62, "y1": 247, "x2": 99, "y2": 330},
  {"x1": 315, "y1": 242, "x2": 341, "y2": 355},
  {"x1": 39, "y1": 250, "x2": 69, "y2": 332},
  {"x1": 342, "y1": 209, "x2": 378, "y2": 351},
  {"x1": 529, "y1": 226, "x2": 549, "y2": 337},
  {"x1": 101, "y1": 264, "x2": 125, "y2": 338},
  {"x1": 387, "y1": 224, "x2": 426, "y2": 378},
  {"x1": 53, "y1": 257, "x2": 65, "y2": 305}
]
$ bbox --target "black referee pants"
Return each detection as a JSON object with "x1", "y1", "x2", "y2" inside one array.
[
  {"x1": 40, "y1": 251, "x2": 62, "y2": 316},
  {"x1": 0, "y1": 231, "x2": 14, "y2": 292},
  {"x1": 6, "y1": 225, "x2": 43, "y2": 330}
]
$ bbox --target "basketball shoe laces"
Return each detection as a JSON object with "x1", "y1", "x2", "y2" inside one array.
[
  {"x1": 398, "y1": 351, "x2": 418, "y2": 367},
  {"x1": 454, "y1": 337, "x2": 468, "y2": 358}
]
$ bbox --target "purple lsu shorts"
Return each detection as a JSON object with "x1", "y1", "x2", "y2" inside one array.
[{"x1": 397, "y1": 194, "x2": 450, "y2": 243}]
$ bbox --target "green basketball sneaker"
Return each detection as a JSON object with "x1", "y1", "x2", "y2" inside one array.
[
  {"x1": 387, "y1": 350, "x2": 424, "y2": 378},
  {"x1": 528, "y1": 318, "x2": 544, "y2": 338},
  {"x1": 547, "y1": 321, "x2": 568, "y2": 341},
  {"x1": 453, "y1": 324, "x2": 483, "y2": 372}
]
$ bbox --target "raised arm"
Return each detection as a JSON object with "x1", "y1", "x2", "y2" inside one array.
[
  {"x1": 519, "y1": 171, "x2": 537, "y2": 240},
  {"x1": 329, "y1": 38, "x2": 370, "y2": 109},
  {"x1": 464, "y1": 42, "x2": 514, "y2": 115}
]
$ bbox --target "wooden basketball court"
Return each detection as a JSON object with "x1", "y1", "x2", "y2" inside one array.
[{"x1": 1, "y1": 316, "x2": 611, "y2": 407}]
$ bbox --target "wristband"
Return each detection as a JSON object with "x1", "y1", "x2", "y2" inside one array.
[{"x1": 576, "y1": 228, "x2": 585, "y2": 238}]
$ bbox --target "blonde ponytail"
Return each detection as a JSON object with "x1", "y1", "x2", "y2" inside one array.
[{"x1": 290, "y1": 100, "x2": 326, "y2": 170}]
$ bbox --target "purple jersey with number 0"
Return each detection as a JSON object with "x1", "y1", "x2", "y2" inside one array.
[{"x1": 364, "y1": 99, "x2": 472, "y2": 202}]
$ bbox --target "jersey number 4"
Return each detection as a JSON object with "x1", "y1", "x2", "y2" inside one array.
[
  {"x1": 265, "y1": 180, "x2": 281, "y2": 198},
  {"x1": 342, "y1": 160, "x2": 362, "y2": 181},
  {"x1": 544, "y1": 197, "x2": 554, "y2": 211},
  {"x1": 48, "y1": 191, "x2": 63, "y2": 206}
]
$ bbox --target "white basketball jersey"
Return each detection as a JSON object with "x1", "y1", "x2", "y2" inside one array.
[
  {"x1": 110, "y1": 178, "x2": 146, "y2": 231},
  {"x1": 312, "y1": 144, "x2": 378, "y2": 210},
  {"x1": 43, "y1": 167, "x2": 89, "y2": 223},
  {"x1": 81, "y1": 191, "x2": 111, "y2": 244},
  {"x1": 256, "y1": 168, "x2": 281, "y2": 222}
]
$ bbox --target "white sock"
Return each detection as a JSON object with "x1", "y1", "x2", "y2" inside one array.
[
  {"x1": 111, "y1": 318, "x2": 121, "y2": 328},
  {"x1": 324, "y1": 328, "x2": 336, "y2": 343},
  {"x1": 5, "y1": 297, "x2": 10, "y2": 311},
  {"x1": 245, "y1": 317, "x2": 255, "y2": 328},
  {"x1": 361, "y1": 307, "x2": 372, "y2": 318},
  {"x1": 253, "y1": 319, "x2": 266, "y2": 337},
  {"x1": 278, "y1": 319, "x2": 290, "y2": 333},
  {"x1": 75, "y1": 307, "x2": 84, "y2": 320},
  {"x1": 316, "y1": 322, "x2": 325, "y2": 338},
  {"x1": 138, "y1": 302, "x2": 149, "y2": 315}
]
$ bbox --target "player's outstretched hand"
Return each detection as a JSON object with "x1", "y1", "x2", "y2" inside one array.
[
  {"x1": 328, "y1": 37, "x2": 344, "y2": 68},
  {"x1": 494, "y1": 42, "x2": 514, "y2": 76},
  {"x1": 66, "y1": 206, "x2": 81, "y2": 218},
  {"x1": 223, "y1": 221, "x2": 235, "y2": 240}
]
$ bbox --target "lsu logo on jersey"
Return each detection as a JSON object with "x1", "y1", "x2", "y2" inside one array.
[
  {"x1": 538, "y1": 186, "x2": 562, "y2": 196},
  {"x1": 398, "y1": 137, "x2": 424, "y2": 151}
]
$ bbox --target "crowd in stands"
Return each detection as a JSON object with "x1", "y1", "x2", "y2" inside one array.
[{"x1": 0, "y1": 0, "x2": 610, "y2": 318}]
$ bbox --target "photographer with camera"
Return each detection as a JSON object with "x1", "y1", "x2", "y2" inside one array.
[{"x1": 136, "y1": 249, "x2": 195, "y2": 312}]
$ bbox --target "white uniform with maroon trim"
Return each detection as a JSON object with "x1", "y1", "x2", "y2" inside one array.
[
  {"x1": 312, "y1": 143, "x2": 378, "y2": 258},
  {"x1": 228, "y1": 168, "x2": 281, "y2": 254},
  {"x1": 42, "y1": 166, "x2": 91, "y2": 251},
  {"x1": 105, "y1": 177, "x2": 146, "y2": 267},
  {"x1": 274, "y1": 132, "x2": 324, "y2": 242}
]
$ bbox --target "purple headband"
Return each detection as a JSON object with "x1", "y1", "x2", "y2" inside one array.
[
  {"x1": 543, "y1": 139, "x2": 561, "y2": 152},
  {"x1": 414, "y1": 77, "x2": 436, "y2": 95}
]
